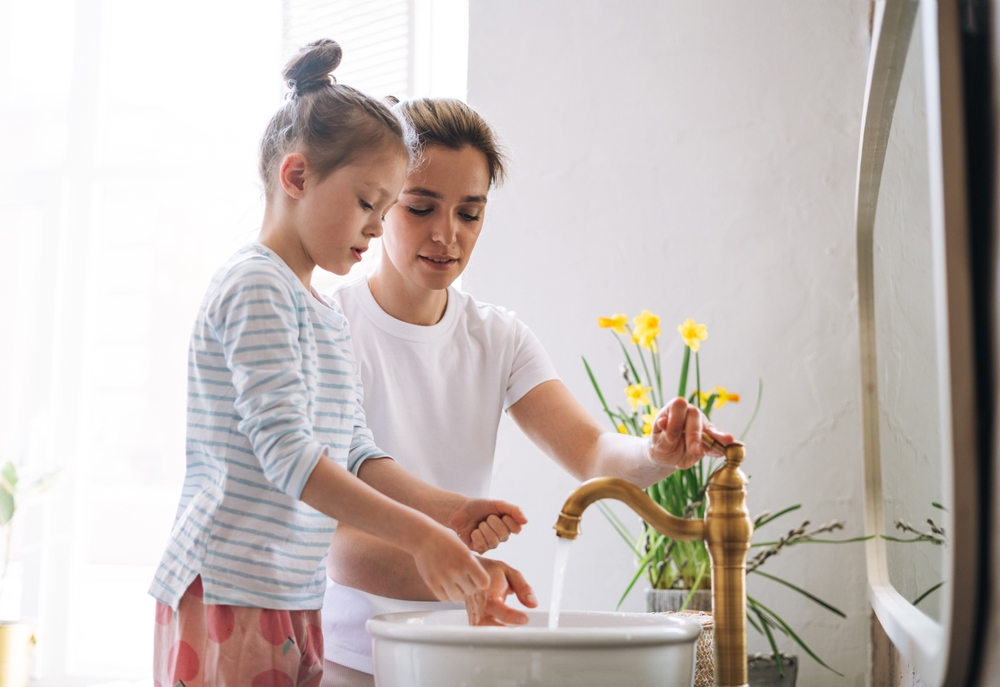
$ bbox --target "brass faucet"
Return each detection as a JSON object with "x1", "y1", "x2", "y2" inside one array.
[{"x1": 553, "y1": 434, "x2": 752, "y2": 687}]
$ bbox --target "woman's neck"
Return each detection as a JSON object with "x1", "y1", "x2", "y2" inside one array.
[{"x1": 368, "y1": 263, "x2": 449, "y2": 326}]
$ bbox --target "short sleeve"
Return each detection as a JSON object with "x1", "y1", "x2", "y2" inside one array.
[{"x1": 504, "y1": 320, "x2": 560, "y2": 410}]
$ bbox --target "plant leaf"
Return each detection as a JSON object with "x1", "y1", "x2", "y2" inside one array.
[
  {"x1": 912, "y1": 581, "x2": 944, "y2": 607},
  {"x1": 931, "y1": 502, "x2": 947, "y2": 511},
  {"x1": 750, "y1": 569, "x2": 846, "y2": 618},
  {"x1": 583, "y1": 357, "x2": 618, "y2": 429},
  {"x1": 597, "y1": 502, "x2": 638, "y2": 550},
  {"x1": 748, "y1": 597, "x2": 784, "y2": 677},
  {"x1": 739, "y1": 378, "x2": 764, "y2": 441},
  {"x1": 678, "y1": 346, "x2": 691, "y2": 398},
  {"x1": 749, "y1": 596, "x2": 844, "y2": 676},
  {"x1": 752, "y1": 504, "x2": 801, "y2": 530},
  {"x1": 1, "y1": 463, "x2": 17, "y2": 489},
  {"x1": 616, "y1": 533, "x2": 665, "y2": 610}
]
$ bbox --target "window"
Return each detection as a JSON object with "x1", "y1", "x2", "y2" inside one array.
[{"x1": 0, "y1": 1, "x2": 467, "y2": 684}]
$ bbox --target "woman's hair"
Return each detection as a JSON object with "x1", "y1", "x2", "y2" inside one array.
[
  {"x1": 395, "y1": 98, "x2": 508, "y2": 188},
  {"x1": 259, "y1": 39, "x2": 417, "y2": 195}
]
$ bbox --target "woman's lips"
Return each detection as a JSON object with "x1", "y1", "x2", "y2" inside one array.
[{"x1": 419, "y1": 255, "x2": 458, "y2": 270}]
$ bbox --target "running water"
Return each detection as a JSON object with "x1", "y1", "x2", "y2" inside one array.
[{"x1": 548, "y1": 538, "x2": 573, "y2": 629}]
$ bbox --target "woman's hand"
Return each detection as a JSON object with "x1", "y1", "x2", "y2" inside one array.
[
  {"x1": 446, "y1": 498, "x2": 528, "y2": 554},
  {"x1": 648, "y1": 397, "x2": 735, "y2": 471},
  {"x1": 465, "y1": 557, "x2": 537, "y2": 626},
  {"x1": 411, "y1": 522, "x2": 491, "y2": 602}
]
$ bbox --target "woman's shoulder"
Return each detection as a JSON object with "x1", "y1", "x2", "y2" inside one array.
[{"x1": 452, "y1": 289, "x2": 525, "y2": 334}]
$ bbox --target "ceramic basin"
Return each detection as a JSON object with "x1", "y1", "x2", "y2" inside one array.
[{"x1": 368, "y1": 609, "x2": 700, "y2": 687}]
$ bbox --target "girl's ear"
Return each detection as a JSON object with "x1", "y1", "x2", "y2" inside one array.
[{"x1": 278, "y1": 152, "x2": 308, "y2": 198}]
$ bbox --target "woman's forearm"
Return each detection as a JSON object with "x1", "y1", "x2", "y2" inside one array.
[{"x1": 356, "y1": 456, "x2": 465, "y2": 524}]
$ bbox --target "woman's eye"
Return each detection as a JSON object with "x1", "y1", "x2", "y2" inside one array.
[
  {"x1": 460, "y1": 213, "x2": 481, "y2": 222},
  {"x1": 407, "y1": 207, "x2": 433, "y2": 216},
  {"x1": 360, "y1": 199, "x2": 374, "y2": 211}
]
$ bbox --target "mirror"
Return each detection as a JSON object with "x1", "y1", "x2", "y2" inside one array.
[
  {"x1": 870, "y1": 8, "x2": 949, "y2": 623},
  {"x1": 856, "y1": 0, "x2": 980, "y2": 684}
]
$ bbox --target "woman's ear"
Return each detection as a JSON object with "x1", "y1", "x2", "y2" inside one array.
[{"x1": 278, "y1": 152, "x2": 308, "y2": 199}]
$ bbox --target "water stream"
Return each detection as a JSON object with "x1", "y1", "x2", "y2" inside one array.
[{"x1": 548, "y1": 537, "x2": 573, "y2": 629}]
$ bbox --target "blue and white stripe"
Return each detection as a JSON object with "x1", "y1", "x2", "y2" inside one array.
[{"x1": 150, "y1": 243, "x2": 386, "y2": 610}]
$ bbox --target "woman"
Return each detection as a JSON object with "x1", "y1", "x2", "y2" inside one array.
[{"x1": 320, "y1": 98, "x2": 732, "y2": 687}]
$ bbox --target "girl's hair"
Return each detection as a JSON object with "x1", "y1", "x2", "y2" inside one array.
[
  {"x1": 259, "y1": 39, "x2": 417, "y2": 195},
  {"x1": 395, "y1": 98, "x2": 508, "y2": 188}
]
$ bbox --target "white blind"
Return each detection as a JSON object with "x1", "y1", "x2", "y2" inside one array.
[{"x1": 283, "y1": 0, "x2": 412, "y2": 99}]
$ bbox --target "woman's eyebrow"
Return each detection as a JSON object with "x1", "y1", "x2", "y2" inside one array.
[{"x1": 404, "y1": 186, "x2": 487, "y2": 204}]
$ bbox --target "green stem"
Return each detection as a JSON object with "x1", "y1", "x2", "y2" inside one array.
[
  {"x1": 695, "y1": 352, "x2": 702, "y2": 409},
  {"x1": 678, "y1": 346, "x2": 691, "y2": 398},
  {"x1": 582, "y1": 356, "x2": 618, "y2": 429}
]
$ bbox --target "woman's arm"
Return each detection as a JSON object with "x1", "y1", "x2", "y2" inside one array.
[{"x1": 507, "y1": 380, "x2": 733, "y2": 489}]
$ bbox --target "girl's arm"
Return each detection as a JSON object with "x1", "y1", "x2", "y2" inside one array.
[
  {"x1": 507, "y1": 380, "x2": 734, "y2": 489},
  {"x1": 355, "y1": 457, "x2": 527, "y2": 552},
  {"x1": 300, "y1": 454, "x2": 489, "y2": 601}
]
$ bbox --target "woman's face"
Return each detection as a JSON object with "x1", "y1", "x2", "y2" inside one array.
[{"x1": 381, "y1": 145, "x2": 491, "y2": 292}]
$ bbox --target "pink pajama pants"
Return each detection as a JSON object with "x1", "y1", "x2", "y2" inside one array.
[{"x1": 154, "y1": 577, "x2": 324, "y2": 687}]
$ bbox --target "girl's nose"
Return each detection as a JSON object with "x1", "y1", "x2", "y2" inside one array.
[{"x1": 366, "y1": 216, "x2": 384, "y2": 238}]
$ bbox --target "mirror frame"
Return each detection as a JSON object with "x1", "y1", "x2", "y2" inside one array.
[{"x1": 855, "y1": 0, "x2": 979, "y2": 684}]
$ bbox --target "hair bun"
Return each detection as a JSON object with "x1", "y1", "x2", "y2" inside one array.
[{"x1": 283, "y1": 39, "x2": 343, "y2": 96}]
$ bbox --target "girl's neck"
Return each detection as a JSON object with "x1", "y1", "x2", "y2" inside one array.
[
  {"x1": 259, "y1": 204, "x2": 315, "y2": 291},
  {"x1": 368, "y1": 262, "x2": 449, "y2": 326}
]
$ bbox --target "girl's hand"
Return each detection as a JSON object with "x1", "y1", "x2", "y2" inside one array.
[
  {"x1": 466, "y1": 557, "x2": 537, "y2": 626},
  {"x1": 648, "y1": 397, "x2": 734, "y2": 471},
  {"x1": 446, "y1": 499, "x2": 528, "y2": 554},
  {"x1": 412, "y1": 523, "x2": 491, "y2": 602}
]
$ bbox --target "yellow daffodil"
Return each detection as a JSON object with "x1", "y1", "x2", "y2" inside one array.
[
  {"x1": 631, "y1": 310, "x2": 661, "y2": 349},
  {"x1": 617, "y1": 423, "x2": 629, "y2": 434},
  {"x1": 678, "y1": 318, "x2": 708, "y2": 352},
  {"x1": 713, "y1": 386, "x2": 740, "y2": 408},
  {"x1": 641, "y1": 407, "x2": 660, "y2": 436},
  {"x1": 598, "y1": 314, "x2": 629, "y2": 335},
  {"x1": 625, "y1": 384, "x2": 653, "y2": 411}
]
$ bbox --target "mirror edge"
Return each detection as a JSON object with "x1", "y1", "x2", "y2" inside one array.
[{"x1": 855, "y1": 1, "x2": 980, "y2": 685}]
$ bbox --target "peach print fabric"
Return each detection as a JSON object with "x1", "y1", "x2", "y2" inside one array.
[{"x1": 154, "y1": 577, "x2": 324, "y2": 687}]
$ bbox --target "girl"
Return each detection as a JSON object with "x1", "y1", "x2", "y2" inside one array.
[
  {"x1": 320, "y1": 98, "x2": 734, "y2": 686},
  {"x1": 149, "y1": 43, "x2": 523, "y2": 687}
]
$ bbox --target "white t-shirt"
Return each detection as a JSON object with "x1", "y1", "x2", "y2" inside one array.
[{"x1": 321, "y1": 278, "x2": 560, "y2": 672}]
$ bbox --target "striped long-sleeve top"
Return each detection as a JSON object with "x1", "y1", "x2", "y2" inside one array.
[{"x1": 149, "y1": 243, "x2": 387, "y2": 610}]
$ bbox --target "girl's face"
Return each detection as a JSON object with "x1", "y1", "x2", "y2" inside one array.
[
  {"x1": 295, "y1": 148, "x2": 408, "y2": 276},
  {"x1": 381, "y1": 145, "x2": 491, "y2": 292}
]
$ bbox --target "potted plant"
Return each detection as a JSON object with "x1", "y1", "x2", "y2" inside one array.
[
  {"x1": 0, "y1": 461, "x2": 59, "y2": 687},
  {"x1": 584, "y1": 312, "x2": 869, "y2": 685}
]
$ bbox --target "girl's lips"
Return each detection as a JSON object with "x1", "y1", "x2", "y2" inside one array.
[
  {"x1": 351, "y1": 247, "x2": 366, "y2": 262},
  {"x1": 419, "y1": 255, "x2": 458, "y2": 271}
]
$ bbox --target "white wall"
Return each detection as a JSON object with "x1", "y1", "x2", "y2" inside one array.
[{"x1": 465, "y1": 3, "x2": 872, "y2": 686}]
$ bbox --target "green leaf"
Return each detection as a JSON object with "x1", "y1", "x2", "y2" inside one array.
[
  {"x1": 1, "y1": 463, "x2": 17, "y2": 490},
  {"x1": 0, "y1": 490, "x2": 12, "y2": 526},
  {"x1": 739, "y1": 378, "x2": 764, "y2": 441},
  {"x1": 614, "y1": 334, "x2": 643, "y2": 393},
  {"x1": 748, "y1": 597, "x2": 784, "y2": 677},
  {"x1": 680, "y1": 564, "x2": 708, "y2": 611},
  {"x1": 678, "y1": 346, "x2": 691, "y2": 398},
  {"x1": 750, "y1": 569, "x2": 846, "y2": 618},
  {"x1": 616, "y1": 533, "x2": 666, "y2": 610},
  {"x1": 912, "y1": 581, "x2": 944, "y2": 607},
  {"x1": 931, "y1": 502, "x2": 947, "y2": 511},
  {"x1": 583, "y1": 357, "x2": 618, "y2": 429},
  {"x1": 597, "y1": 502, "x2": 638, "y2": 550},
  {"x1": 694, "y1": 353, "x2": 702, "y2": 409},
  {"x1": 749, "y1": 596, "x2": 843, "y2": 676},
  {"x1": 753, "y1": 504, "x2": 801, "y2": 530}
]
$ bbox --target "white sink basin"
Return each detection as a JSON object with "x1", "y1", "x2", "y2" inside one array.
[{"x1": 368, "y1": 609, "x2": 700, "y2": 687}]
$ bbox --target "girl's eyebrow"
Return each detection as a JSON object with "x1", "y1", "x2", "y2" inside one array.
[{"x1": 404, "y1": 186, "x2": 487, "y2": 204}]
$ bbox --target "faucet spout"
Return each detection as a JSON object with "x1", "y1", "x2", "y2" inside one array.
[{"x1": 552, "y1": 432, "x2": 752, "y2": 687}]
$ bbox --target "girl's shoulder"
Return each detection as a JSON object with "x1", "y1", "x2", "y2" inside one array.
[{"x1": 202, "y1": 244, "x2": 304, "y2": 320}]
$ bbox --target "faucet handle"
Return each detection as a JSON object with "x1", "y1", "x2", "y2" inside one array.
[{"x1": 701, "y1": 432, "x2": 745, "y2": 466}]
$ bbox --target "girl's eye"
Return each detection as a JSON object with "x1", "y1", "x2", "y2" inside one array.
[
  {"x1": 407, "y1": 207, "x2": 433, "y2": 216},
  {"x1": 360, "y1": 199, "x2": 374, "y2": 211}
]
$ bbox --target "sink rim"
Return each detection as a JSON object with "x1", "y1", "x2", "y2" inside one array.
[{"x1": 367, "y1": 609, "x2": 702, "y2": 648}]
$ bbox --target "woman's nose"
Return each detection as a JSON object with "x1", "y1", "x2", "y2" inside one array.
[{"x1": 431, "y1": 216, "x2": 459, "y2": 245}]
